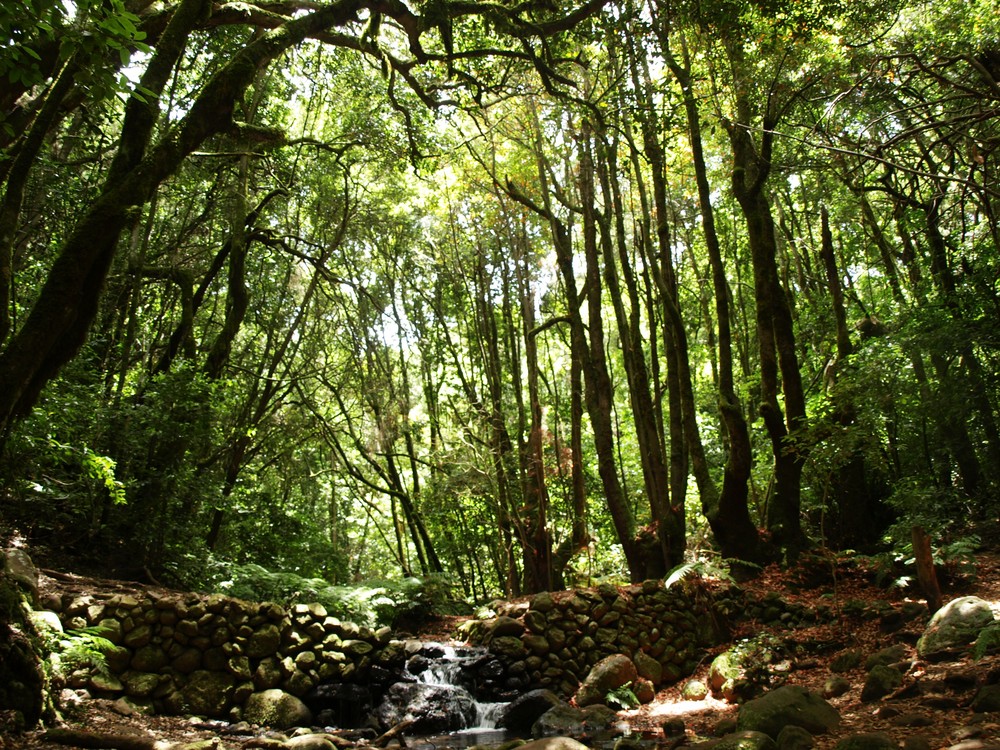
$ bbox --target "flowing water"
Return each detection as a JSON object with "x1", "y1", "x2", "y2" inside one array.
[{"x1": 410, "y1": 642, "x2": 508, "y2": 731}]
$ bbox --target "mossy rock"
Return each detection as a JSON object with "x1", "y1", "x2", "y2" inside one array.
[
  {"x1": 834, "y1": 733, "x2": 895, "y2": 750},
  {"x1": 737, "y1": 686, "x2": 840, "y2": 739}
]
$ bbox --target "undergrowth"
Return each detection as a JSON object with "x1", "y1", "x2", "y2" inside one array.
[{"x1": 178, "y1": 558, "x2": 465, "y2": 629}]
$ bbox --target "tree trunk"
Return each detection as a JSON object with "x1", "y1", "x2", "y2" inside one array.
[
  {"x1": 657, "y1": 30, "x2": 763, "y2": 565},
  {"x1": 518, "y1": 236, "x2": 553, "y2": 592},
  {"x1": 725, "y1": 70, "x2": 808, "y2": 554},
  {"x1": 590, "y1": 130, "x2": 678, "y2": 574},
  {"x1": 577, "y1": 128, "x2": 645, "y2": 581},
  {"x1": 818, "y1": 207, "x2": 884, "y2": 549}
]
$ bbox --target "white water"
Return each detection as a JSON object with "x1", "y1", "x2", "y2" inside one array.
[{"x1": 414, "y1": 643, "x2": 505, "y2": 730}]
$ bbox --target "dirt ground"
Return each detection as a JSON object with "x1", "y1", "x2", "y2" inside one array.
[{"x1": 6, "y1": 553, "x2": 1000, "y2": 750}]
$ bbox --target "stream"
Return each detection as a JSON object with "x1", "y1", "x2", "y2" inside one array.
[{"x1": 306, "y1": 640, "x2": 515, "y2": 742}]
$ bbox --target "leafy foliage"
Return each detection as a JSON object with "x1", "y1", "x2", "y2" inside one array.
[
  {"x1": 200, "y1": 561, "x2": 463, "y2": 629},
  {"x1": 973, "y1": 624, "x2": 1000, "y2": 661},
  {"x1": 605, "y1": 681, "x2": 640, "y2": 710},
  {"x1": 1, "y1": 0, "x2": 999, "y2": 600},
  {"x1": 50, "y1": 628, "x2": 116, "y2": 679}
]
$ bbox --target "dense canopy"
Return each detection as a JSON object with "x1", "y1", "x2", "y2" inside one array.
[{"x1": 1, "y1": 0, "x2": 998, "y2": 600}]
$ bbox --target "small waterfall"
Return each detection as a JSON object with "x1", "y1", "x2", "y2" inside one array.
[{"x1": 409, "y1": 642, "x2": 507, "y2": 731}]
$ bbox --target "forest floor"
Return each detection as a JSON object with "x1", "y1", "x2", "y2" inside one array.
[{"x1": 6, "y1": 552, "x2": 1000, "y2": 750}]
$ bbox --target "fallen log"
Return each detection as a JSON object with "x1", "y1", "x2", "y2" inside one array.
[
  {"x1": 372, "y1": 720, "x2": 414, "y2": 748},
  {"x1": 42, "y1": 727, "x2": 217, "y2": 749},
  {"x1": 43, "y1": 728, "x2": 160, "y2": 750}
]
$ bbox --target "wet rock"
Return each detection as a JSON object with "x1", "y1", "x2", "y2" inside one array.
[
  {"x1": 532, "y1": 703, "x2": 618, "y2": 738},
  {"x1": 501, "y1": 689, "x2": 563, "y2": 733},
  {"x1": 518, "y1": 737, "x2": 591, "y2": 750},
  {"x1": 375, "y1": 682, "x2": 475, "y2": 733}
]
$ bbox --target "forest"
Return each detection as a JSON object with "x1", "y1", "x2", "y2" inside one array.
[{"x1": 0, "y1": 0, "x2": 998, "y2": 607}]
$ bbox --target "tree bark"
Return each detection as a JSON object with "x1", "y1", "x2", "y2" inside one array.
[
  {"x1": 724, "y1": 52, "x2": 808, "y2": 553},
  {"x1": 657, "y1": 28, "x2": 763, "y2": 565}
]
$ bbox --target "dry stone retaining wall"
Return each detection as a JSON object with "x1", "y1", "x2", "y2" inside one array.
[
  {"x1": 40, "y1": 577, "x2": 719, "y2": 720},
  {"x1": 466, "y1": 579, "x2": 719, "y2": 698},
  {"x1": 43, "y1": 588, "x2": 404, "y2": 719}
]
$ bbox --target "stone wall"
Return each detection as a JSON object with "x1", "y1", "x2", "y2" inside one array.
[
  {"x1": 463, "y1": 579, "x2": 720, "y2": 698},
  {"x1": 38, "y1": 577, "x2": 720, "y2": 721},
  {"x1": 42, "y1": 588, "x2": 405, "y2": 720}
]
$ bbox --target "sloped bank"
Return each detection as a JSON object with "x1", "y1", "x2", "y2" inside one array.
[{"x1": 28, "y1": 560, "x2": 723, "y2": 724}]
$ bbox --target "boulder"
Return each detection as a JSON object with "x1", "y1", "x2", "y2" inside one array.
[
  {"x1": 532, "y1": 703, "x2": 619, "y2": 739},
  {"x1": 736, "y1": 686, "x2": 840, "y2": 739},
  {"x1": 28, "y1": 611, "x2": 63, "y2": 634},
  {"x1": 971, "y1": 684, "x2": 1000, "y2": 713},
  {"x1": 777, "y1": 725, "x2": 815, "y2": 750},
  {"x1": 682, "y1": 679, "x2": 709, "y2": 701},
  {"x1": 253, "y1": 657, "x2": 285, "y2": 690},
  {"x1": 662, "y1": 718, "x2": 686, "y2": 737},
  {"x1": 375, "y1": 682, "x2": 476, "y2": 734},
  {"x1": 864, "y1": 644, "x2": 907, "y2": 671},
  {"x1": 709, "y1": 650, "x2": 743, "y2": 701},
  {"x1": 574, "y1": 654, "x2": 638, "y2": 707},
  {"x1": 834, "y1": 733, "x2": 896, "y2": 750},
  {"x1": 285, "y1": 735, "x2": 337, "y2": 750},
  {"x1": 518, "y1": 737, "x2": 591, "y2": 750},
  {"x1": 501, "y1": 689, "x2": 563, "y2": 733},
  {"x1": 714, "y1": 730, "x2": 778, "y2": 750},
  {"x1": 306, "y1": 682, "x2": 372, "y2": 728},
  {"x1": 247, "y1": 624, "x2": 283, "y2": 658},
  {"x1": 634, "y1": 651, "x2": 663, "y2": 685},
  {"x1": 4, "y1": 549, "x2": 39, "y2": 603},
  {"x1": 178, "y1": 670, "x2": 235, "y2": 717},
  {"x1": 243, "y1": 688, "x2": 312, "y2": 728},
  {"x1": 488, "y1": 616, "x2": 526, "y2": 639},
  {"x1": 917, "y1": 597, "x2": 996, "y2": 657},
  {"x1": 821, "y1": 677, "x2": 851, "y2": 699},
  {"x1": 122, "y1": 671, "x2": 161, "y2": 698},
  {"x1": 861, "y1": 665, "x2": 903, "y2": 703}
]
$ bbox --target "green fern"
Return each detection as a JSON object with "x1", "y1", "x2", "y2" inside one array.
[
  {"x1": 973, "y1": 623, "x2": 1000, "y2": 660},
  {"x1": 57, "y1": 627, "x2": 116, "y2": 677},
  {"x1": 606, "y1": 681, "x2": 640, "y2": 709},
  {"x1": 664, "y1": 557, "x2": 737, "y2": 589}
]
